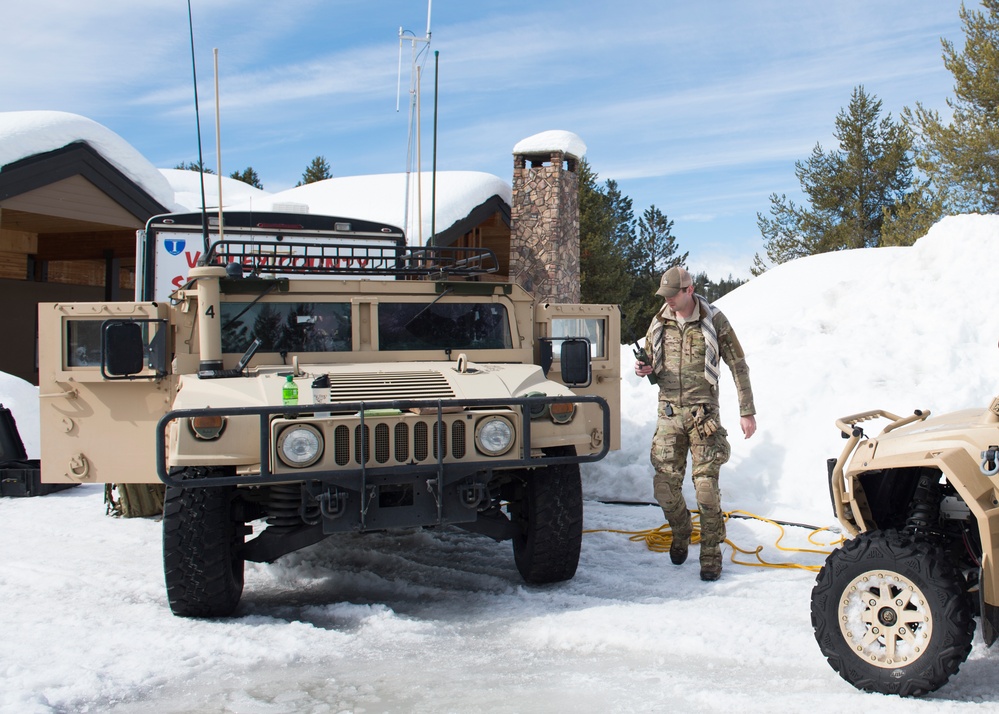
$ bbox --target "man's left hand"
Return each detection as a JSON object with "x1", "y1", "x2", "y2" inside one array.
[{"x1": 740, "y1": 415, "x2": 757, "y2": 439}]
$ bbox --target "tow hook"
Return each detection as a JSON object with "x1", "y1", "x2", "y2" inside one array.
[
  {"x1": 459, "y1": 481, "x2": 487, "y2": 509},
  {"x1": 319, "y1": 488, "x2": 348, "y2": 519},
  {"x1": 982, "y1": 445, "x2": 999, "y2": 476}
]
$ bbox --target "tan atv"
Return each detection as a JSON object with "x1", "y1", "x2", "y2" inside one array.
[
  {"x1": 37, "y1": 211, "x2": 620, "y2": 618},
  {"x1": 811, "y1": 398, "x2": 999, "y2": 696}
]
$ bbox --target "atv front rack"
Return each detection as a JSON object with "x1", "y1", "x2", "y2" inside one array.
[{"x1": 829, "y1": 408, "x2": 931, "y2": 535}]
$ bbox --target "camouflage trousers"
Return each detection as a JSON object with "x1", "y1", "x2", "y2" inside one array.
[{"x1": 650, "y1": 402, "x2": 731, "y2": 547}]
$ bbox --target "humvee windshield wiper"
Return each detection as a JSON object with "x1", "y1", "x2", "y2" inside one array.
[
  {"x1": 402, "y1": 286, "x2": 453, "y2": 330},
  {"x1": 221, "y1": 282, "x2": 282, "y2": 331}
]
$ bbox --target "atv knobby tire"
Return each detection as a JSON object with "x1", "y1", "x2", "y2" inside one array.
[
  {"x1": 510, "y1": 448, "x2": 582, "y2": 584},
  {"x1": 810, "y1": 529, "x2": 974, "y2": 697},
  {"x1": 163, "y1": 477, "x2": 245, "y2": 618}
]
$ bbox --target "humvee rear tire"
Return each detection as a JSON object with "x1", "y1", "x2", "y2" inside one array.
[
  {"x1": 510, "y1": 448, "x2": 582, "y2": 584},
  {"x1": 810, "y1": 529, "x2": 974, "y2": 697},
  {"x1": 163, "y1": 477, "x2": 244, "y2": 618}
]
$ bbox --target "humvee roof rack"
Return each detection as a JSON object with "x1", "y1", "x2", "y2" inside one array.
[{"x1": 204, "y1": 239, "x2": 500, "y2": 278}]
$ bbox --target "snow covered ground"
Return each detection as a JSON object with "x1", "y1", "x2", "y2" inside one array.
[{"x1": 3, "y1": 214, "x2": 999, "y2": 712}]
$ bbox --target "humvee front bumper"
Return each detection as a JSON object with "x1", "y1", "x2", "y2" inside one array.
[{"x1": 156, "y1": 394, "x2": 610, "y2": 491}]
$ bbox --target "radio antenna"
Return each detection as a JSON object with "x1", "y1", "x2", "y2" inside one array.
[
  {"x1": 186, "y1": 0, "x2": 210, "y2": 254},
  {"x1": 396, "y1": 0, "x2": 432, "y2": 245},
  {"x1": 213, "y1": 48, "x2": 224, "y2": 245}
]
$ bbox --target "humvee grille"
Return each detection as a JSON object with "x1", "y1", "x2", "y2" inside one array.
[{"x1": 328, "y1": 418, "x2": 469, "y2": 466}]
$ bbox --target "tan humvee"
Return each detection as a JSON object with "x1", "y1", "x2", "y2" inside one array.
[
  {"x1": 812, "y1": 398, "x2": 999, "y2": 696},
  {"x1": 38, "y1": 211, "x2": 620, "y2": 617}
]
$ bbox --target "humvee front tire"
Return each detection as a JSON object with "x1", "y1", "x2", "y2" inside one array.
[
  {"x1": 163, "y1": 476, "x2": 245, "y2": 618},
  {"x1": 810, "y1": 529, "x2": 974, "y2": 697},
  {"x1": 510, "y1": 448, "x2": 583, "y2": 584}
]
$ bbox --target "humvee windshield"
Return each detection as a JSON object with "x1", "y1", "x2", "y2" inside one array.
[
  {"x1": 221, "y1": 302, "x2": 352, "y2": 353},
  {"x1": 378, "y1": 302, "x2": 511, "y2": 351},
  {"x1": 220, "y1": 300, "x2": 511, "y2": 353}
]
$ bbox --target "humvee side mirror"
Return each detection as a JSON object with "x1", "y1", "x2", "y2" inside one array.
[
  {"x1": 560, "y1": 338, "x2": 591, "y2": 387},
  {"x1": 103, "y1": 321, "x2": 145, "y2": 377}
]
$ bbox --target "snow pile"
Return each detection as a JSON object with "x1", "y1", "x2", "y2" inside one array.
[{"x1": 583, "y1": 213, "x2": 999, "y2": 526}]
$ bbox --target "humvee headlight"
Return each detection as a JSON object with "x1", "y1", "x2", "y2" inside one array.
[
  {"x1": 277, "y1": 424, "x2": 323, "y2": 467},
  {"x1": 476, "y1": 417, "x2": 514, "y2": 456},
  {"x1": 549, "y1": 401, "x2": 575, "y2": 424},
  {"x1": 189, "y1": 415, "x2": 226, "y2": 440}
]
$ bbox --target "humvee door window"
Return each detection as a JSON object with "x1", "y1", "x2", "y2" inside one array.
[
  {"x1": 378, "y1": 303, "x2": 512, "y2": 351},
  {"x1": 551, "y1": 318, "x2": 606, "y2": 359},
  {"x1": 220, "y1": 302, "x2": 351, "y2": 353},
  {"x1": 66, "y1": 320, "x2": 103, "y2": 367}
]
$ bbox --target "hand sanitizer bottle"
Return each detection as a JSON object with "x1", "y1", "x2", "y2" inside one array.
[{"x1": 282, "y1": 374, "x2": 298, "y2": 405}]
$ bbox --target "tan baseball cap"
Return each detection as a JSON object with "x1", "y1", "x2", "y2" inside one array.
[{"x1": 656, "y1": 266, "x2": 692, "y2": 298}]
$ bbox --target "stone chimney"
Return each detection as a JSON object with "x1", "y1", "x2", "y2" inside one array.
[{"x1": 510, "y1": 131, "x2": 585, "y2": 303}]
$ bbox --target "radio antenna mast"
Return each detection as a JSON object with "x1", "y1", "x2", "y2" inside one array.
[
  {"x1": 396, "y1": 0, "x2": 432, "y2": 246},
  {"x1": 186, "y1": 0, "x2": 210, "y2": 254}
]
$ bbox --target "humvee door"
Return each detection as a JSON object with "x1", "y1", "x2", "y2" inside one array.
[
  {"x1": 535, "y1": 303, "x2": 621, "y2": 452},
  {"x1": 37, "y1": 302, "x2": 173, "y2": 484}
]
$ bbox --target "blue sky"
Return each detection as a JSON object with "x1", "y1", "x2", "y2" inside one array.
[{"x1": 3, "y1": 1, "x2": 973, "y2": 278}]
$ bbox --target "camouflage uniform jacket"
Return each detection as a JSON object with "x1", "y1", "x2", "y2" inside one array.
[{"x1": 643, "y1": 298, "x2": 755, "y2": 417}]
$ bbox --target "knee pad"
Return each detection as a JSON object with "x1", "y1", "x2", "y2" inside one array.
[{"x1": 694, "y1": 477, "x2": 720, "y2": 509}]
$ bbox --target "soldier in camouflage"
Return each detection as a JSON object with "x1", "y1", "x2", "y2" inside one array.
[{"x1": 635, "y1": 266, "x2": 757, "y2": 581}]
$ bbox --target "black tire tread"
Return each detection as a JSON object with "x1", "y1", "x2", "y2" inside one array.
[
  {"x1": 810, "y1": 529, "x2": 974, "y2": 697},
  {"x1": 163, "y1": 479, "x2": 244, "y2": 618},
  {"x1": 512, "y1": 452, "x2": 583, "y2": 584}
]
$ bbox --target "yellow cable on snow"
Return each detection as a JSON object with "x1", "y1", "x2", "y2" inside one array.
[{"x1": 584, "y1": 509, "x2": 847, "y2": 573}]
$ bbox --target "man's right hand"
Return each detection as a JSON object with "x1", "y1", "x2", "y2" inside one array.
[{"x1": 634, "y1": 360, "x2": 654, "y2": 378}]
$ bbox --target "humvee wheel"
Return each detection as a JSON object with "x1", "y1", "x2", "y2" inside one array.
[
  {"x1": 163, "y1": 476, "x2": 245, "y2": 618},
  {"x1": 810, "y1": 529, "x2": 974, "y2": 696},
  {"x1": 510, "y1": 448, "x2": 583, "y2": 584}
]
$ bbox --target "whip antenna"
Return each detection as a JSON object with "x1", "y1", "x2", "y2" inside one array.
[
  {"x1": 186, "y1": 0, "x2": 210, "y2": 254},
  {"x1": 395, "y1": 0, "x2": 432, "y2": 245}
]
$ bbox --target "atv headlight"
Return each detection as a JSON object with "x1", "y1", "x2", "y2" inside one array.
[
  {"x1": 476, "y1": 416, "x2": 514, "y2": 456},
  {"x1": 277, "y1": 424, "x2": 323, "y2": 467}
]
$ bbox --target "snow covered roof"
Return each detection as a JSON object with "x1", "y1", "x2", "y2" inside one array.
[
  {"x1": 0, "y1": 111, "x2": 175, "y2": 209},
  {"x1": 512, "y1": 130, "x2": 587, "y2": 159},
  {"x1": 160, "y1": 168, "x2": 271, "y2": 214},
  {"x1": 221, "y1": 171, "x2": 512, "y2": 245}
]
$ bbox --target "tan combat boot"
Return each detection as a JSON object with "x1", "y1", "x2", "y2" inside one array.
[{"x1": 700, "y1": 544, "x2": 722, "y2": 581}]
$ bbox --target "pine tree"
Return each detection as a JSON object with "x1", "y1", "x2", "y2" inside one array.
[
  {"x1": 692, "y1": 272, "x2": 746, "y2": 302},
  {"x1": 229, "y1": 167, "x2": 263, "y2": 190},
  {"x1": 622, "y1": 205, "x2": 688, "y2": 339},
  {"x1": 174, "y1": 160, "x2": 215, "y2": 174},
  {"x1": 296, "y1": 156, "x2": 332, "y2": 186},
  {"x1": 578, "y1": 160, "x2": 633, "y2": 317},
  {"x1": 904, "y1": 0, "x2": 999, "y2": 213},
  {"x1": 753, "y1": 86, "x2": 916, "y2": 274}
]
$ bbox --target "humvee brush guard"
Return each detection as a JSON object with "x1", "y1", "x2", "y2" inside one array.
[
  {"x1": 38, "y1": 212, "x2": 620, "y2": 617},
  {"x1": 811, "y1": 398, "x2": 999, "y2": 696}
]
